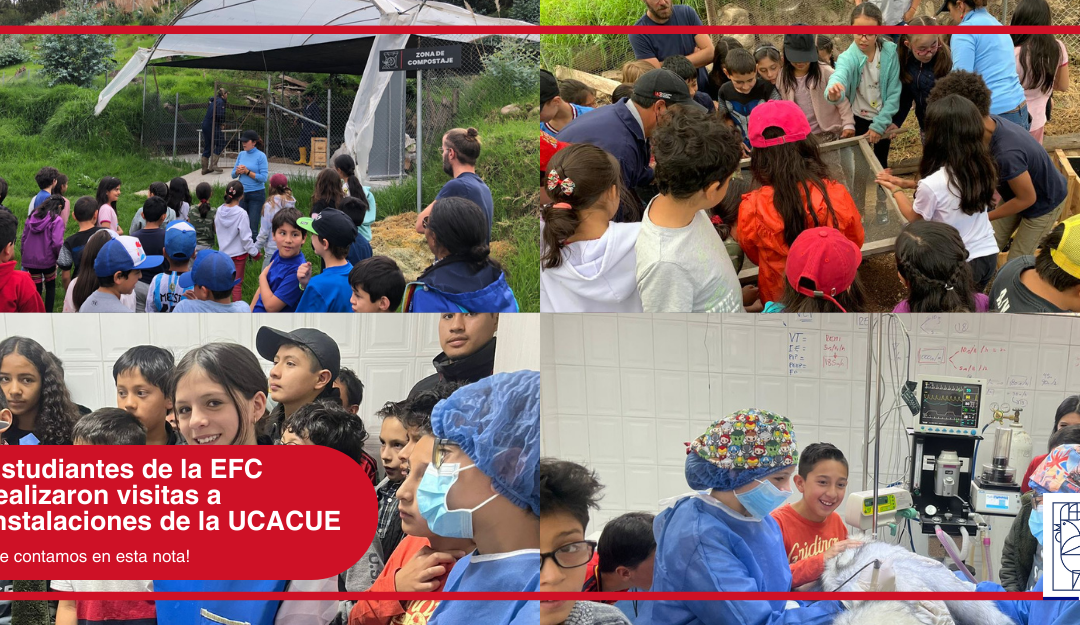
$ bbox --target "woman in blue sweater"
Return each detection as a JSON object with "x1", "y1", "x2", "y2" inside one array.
[
  {"x1": 232, "y1": 129, "x2": 270, "y2": 236},
  {"x1": 943, "y1": 0, "x2": 1029, "y2": 129}
]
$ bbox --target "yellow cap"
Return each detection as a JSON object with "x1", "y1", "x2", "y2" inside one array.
[{"x1": 1051, "y1": 214, "x2": 1080, "y2": 280}]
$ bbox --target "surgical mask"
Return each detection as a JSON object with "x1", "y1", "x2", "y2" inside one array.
[
  {"x1": 416, "y1": 462, "x2": 497, "y2": 539},
  {"x1": 1029, "y1": 506, "x2": 1044, "y2": 545},
  {"x1": 734, "y1": 478, "x2": 790, "y2": 520}
]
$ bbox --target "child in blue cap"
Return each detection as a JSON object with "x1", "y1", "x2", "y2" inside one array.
[
  {"x1": 425, "y1": 370, "x2": 540, "y2": 625},
  {"x1": 641, "y1": 409, "x2": 843, "y2": 625},
  {"x1": 973, "y1": 444, "x2": 1080, "y2": 625},
  {"x1": 79, "y1": 235, "x2": 163, "y2": 313},
  {"x1": 146, "y1": 220, "x2": 196, "y2": 313},
  {"x1": 174, "y1": 250, "x2": 250, "y2": 313}
]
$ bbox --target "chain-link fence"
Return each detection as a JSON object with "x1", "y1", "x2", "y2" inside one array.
[{"x1": 141, "y1": 78, "x2": 358, "y2": 174}]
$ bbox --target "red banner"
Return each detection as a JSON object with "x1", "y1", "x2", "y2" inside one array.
[{"x1": 0, "y1": 445, "x2": 376, "y2": 579}]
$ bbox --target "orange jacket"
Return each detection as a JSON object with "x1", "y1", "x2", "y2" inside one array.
[
  {"x1": 737, "y1": 180, "x2": 864, "y2": 305},
  {"x1": 350, "y1": 535, "x2": 448, "y2": 625}
]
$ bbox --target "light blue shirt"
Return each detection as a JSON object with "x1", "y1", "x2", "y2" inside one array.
[
  {"x1": 173, "y1": 299, "x2": 250, "y2": 313},
  {"x1": 429, "y1": 550, "x2": 539, "y2": 625},
  {"x1": 232, "y1": 148, "x2": 269, "y2": 193},
  {"x1": 951, "y1": 9, "x2": 1027, "y2": 115},
  {"x1": 360, "y1": 186, "x2": 377, "y2": 242}
]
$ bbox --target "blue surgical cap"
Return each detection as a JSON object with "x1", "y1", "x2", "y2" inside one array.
[{"x1": 431, "y1": 370, "x2": 540, "y2": 516}]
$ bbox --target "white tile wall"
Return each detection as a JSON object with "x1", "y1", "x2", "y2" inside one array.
[{"x1": 542, "y1": 313, "x2": 1080, "y2": 544}]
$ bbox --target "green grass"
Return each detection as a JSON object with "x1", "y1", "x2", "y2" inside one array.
[{"x1": 2, "y1": 33, "x2": 540, "y2": 312}]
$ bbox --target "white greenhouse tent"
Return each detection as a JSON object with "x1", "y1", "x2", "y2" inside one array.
[{"x1": 96, "y1": 0, "x2": 537, "y2": 199}]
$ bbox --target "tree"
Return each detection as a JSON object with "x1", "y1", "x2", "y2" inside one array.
[{"x1": 37, "y1": 0, "x2": 115, "y2": 88}]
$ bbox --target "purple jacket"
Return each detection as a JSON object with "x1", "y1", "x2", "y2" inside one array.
[{"x1": 20, "y1": 211, "x2": 64, "y2": 270}]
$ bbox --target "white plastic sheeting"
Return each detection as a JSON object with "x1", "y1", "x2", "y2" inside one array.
[{"x1": 95, "y1": 0, "x2": 536, "y2": 181}]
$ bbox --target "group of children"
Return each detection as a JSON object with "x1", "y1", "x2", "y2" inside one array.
[
  {"x1": 540, "y1": 0, "x2": 1075, "y2": 314},
  {"x1": 1, "y1": 127, "x2": 519, "y2": 313},
  {"x1": 0, "y1": 312, "x2": 543, "y2": 625}
]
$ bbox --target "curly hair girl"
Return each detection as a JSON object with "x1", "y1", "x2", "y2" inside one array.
[{"x1": 0, "y1": 336, "x2": 78, "y2": 445}]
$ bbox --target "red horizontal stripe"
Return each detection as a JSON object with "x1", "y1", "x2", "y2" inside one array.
[
  {"x1": 5, "y1": 591, "x2": 1051, "y2": 600},
  {"x1": 0, "y1": 26, "x2": 1075, "y2": 35}
]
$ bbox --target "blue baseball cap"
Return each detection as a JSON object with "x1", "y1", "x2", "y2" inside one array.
[
  {"x1": 93, "y1": 236, "x2": 164, "y2": 278},
  {"x1": 179, "y1": 250, "x2": 241, "y2": 291},
  {"x1": 164, "y1": 220, "x2": 197, "y2": 261}
]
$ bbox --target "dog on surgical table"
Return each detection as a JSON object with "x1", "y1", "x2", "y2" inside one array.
[{"x1": 818, "y1": 538, "x2": 1016, "y2": 625}]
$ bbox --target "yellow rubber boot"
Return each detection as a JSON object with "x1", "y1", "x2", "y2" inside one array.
[{"x1": 294, "y1": 147, "x2": 308, "y2": 165}]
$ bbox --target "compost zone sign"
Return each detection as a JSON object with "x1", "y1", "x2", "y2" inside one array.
[{"x1": 380, "y1": 45, "x2": 462, "y2": 71}]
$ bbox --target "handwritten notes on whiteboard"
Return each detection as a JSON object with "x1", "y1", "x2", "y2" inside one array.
[
  {"x1": 789, "y1": 331, "x2": 809, "y2": 376},
  {"x1": 823, "y1": 333, "x2": 850, "y2": 374}
]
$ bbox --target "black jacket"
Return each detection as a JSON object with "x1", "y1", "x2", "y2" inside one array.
[{"x1": 409, "y1": 337, "x2": 497, "y2": 398}]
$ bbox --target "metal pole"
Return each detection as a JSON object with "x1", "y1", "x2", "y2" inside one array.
[
  {"x1": 172, "y1": 92, "x2": 179, "y2": 158},
  {"x1": 863, "y1": 315, "x2": 874, "y2": 491},
  {"x1": 140, "y1": 65, "x2": 148, "y2": 145},
  {"x1": 327, "y1": 87, "x2": 332, "y2": 157},
  {"x1": 416, "y1": 69, "x2": 423, "y2": 213},
  {"x1": 872, "y1": 315, "x2": 886, "y2": 535},
  {"x1": 265, "y1": 75, "x2": 270, "y2": 156}
]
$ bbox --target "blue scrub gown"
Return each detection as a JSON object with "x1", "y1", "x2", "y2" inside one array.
[
  {"x1": 640, "y1": 493, "x2": 842, "y2": 625},
  {"x1": 428, "y1": 549, "x2": 540, "y2": 625},
  {"x1": 154, "y1": 580, "x2": 286, "y2": 625},
  {"x1": 979, "y1": 578, "x2": 1080, "y2": 625}
]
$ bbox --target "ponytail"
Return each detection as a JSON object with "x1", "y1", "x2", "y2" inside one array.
[
  {"x1": 223, "y1": 180, "x2": 245, "y2": 204},
  {"x1": 195, "y1": 182, "x2": 213, "y2": 219},
  {"x1": 334, "y1": 153, "x2": 369, "y2": 214},
  {"x1": 427, "y1": 197, "x2": 501, "y2": 273},
  {"x1": 541, "y1": 144, "x2": 623, "y2": 269}
]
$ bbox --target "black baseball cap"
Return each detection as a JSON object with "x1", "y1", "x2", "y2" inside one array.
[
  {"x1": 256, "y1": 326, "x2": 340, "y2": 381},
  {"x1": 240, "y1": 129, "x2": 260, "y2": 143},
  {"x1": 541, "y1": 69, "x2": 559, "y2": 106},
  {"x1": 784, "y1": 32, "x2": 818, "y2": 64},
  {"x1": 297, "y1": 208, "x2": 357, "y2": 248},
  {"x1": 633, "y1": 69, "x2": 694, "y2": 106}
]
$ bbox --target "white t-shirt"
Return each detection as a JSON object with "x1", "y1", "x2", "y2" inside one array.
[
  {"x1": 852, "y1": 52, "x2": 882, "y2": 120},
  {"x1": 912, "y1": 168, "x2": 999, "y2": 261}
]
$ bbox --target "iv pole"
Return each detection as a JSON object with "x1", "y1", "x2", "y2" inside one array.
[{"x1": 863, "y1": 314, "x2": 885, "y2": 534}]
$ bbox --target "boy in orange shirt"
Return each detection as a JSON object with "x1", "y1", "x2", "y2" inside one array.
[
  {"x1": 770, "y1": 442, "x2": 861, "y2": 589},
  {"x1": 350, "y1": 382, "x2": 472, "y2": 625}
]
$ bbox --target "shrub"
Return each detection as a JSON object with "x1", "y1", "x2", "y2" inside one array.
[
  {"x1": 480, "y1": 37, "x2": 540, "y2": 101},
  {"x1": 508, "y1": 0, "x2": 539, "y2": 23},
  {"x1": 0, "y1": 35, "x2": 30, "y2": 67},
  {"x1": 37, "y1": 0, "x2": 115, "y2": 88}
]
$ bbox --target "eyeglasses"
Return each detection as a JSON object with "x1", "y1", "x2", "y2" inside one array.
[
  {"x1": 915, "y1": 43, "x2": 941, "y2": 55},
  {"x1": 855, "y1": 33, "x2": 877, "y2": 41},
  {"x1": 432, "y1": 437, "x2": 459, "y2": 469},
  {"x1": 422, "y1": 216, "x2": 430, "y2": 229},
  {"x1": 541, "y1": 540, "x2": 597, "y2": 569}
]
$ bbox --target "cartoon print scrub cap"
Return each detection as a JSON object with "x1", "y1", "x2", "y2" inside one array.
[
  {"x1": 1029, "y1": 444, "x2": 1080, "y2": 495},
  {"x1": 685, "y1": 408, "x2": 799, "y2": 491}
]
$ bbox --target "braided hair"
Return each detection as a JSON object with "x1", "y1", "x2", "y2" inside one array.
[{"x1": 895, "y1": 221, "x2": 980, "y2": 312}]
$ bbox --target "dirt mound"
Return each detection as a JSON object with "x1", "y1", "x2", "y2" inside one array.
[
  {"x1": 371, "y1": 212, "x2": 430, "y2": 282},
  {"x1": 370, "y1": 212, "x2": 517, "y2": 283}
]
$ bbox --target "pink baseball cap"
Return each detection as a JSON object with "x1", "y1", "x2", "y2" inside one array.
[
  {"x1": 748, "y1": 100, "x2": 812, "y2": 149},
  {"x1": 269, "y1": 173, "x2": 288, "y2": 188}
]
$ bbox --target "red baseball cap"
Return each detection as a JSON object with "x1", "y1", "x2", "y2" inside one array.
[
  {"x1": 785, "y1": 227, "x2": 862, "y2": 312},
  {"x1": 269, "y1": 173, "x2": 288, "y2": 188},
  {"x1": 748, "y1": 100, "x2": 812, "y2": 148}
]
